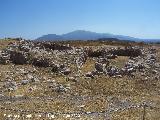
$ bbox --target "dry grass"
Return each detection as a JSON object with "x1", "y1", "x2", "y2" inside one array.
[
  {"x1": 0, "y1": 40, "x2": 160, "y2": 119},
  {"x1": 0, "y1": 39, "x2": 17, "y2": 50},
  {"x1": 81, "y1": 58, "x2": 95, "y2": 74},
  {"x1": 110, "y1": 56, "x2": 129, "y2": 68}
]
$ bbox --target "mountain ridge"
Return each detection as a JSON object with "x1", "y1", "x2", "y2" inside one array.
[{"x1": 36, "y1": 30, "x2": 160, "y2": 42}]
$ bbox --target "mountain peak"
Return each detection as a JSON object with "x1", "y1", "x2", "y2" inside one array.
[
  {"x1": 71, "y1": 30, "x2": 88, "y2": 32},
  {"x1": 69, "y1": 30, "x2": 96, "y2": 33}
]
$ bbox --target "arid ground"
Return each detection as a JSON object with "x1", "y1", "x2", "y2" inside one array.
[{"x1": 0, "y1": 39, "x2": 160, "y2": 120}]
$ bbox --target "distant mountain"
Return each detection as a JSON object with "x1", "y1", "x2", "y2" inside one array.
[
  {"x1": 36, "y1": 30, "x2": 143, "y2": 41},
  {"x1": 62, "y1": 30, "x2": 107, "y2": 40},
  {"x1": 142, "y1": 39, "x2": 160, "y2": 43},
  {"x1": 37, "y1": 34, "x2": 62, "y2": 41}
]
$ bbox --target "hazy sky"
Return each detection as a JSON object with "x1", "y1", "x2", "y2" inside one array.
[{"x1": 0, "y1": 0, "x2": 160, "y2": 39}]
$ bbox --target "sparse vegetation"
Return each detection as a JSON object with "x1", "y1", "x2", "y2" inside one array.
[{"x1": 0, "y1": 39, "x2": 160, "y2": 119}]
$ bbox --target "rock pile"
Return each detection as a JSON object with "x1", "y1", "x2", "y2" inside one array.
[
  {"x1": 108, "y1": 46, "x2": 142, "y2": 57},
  {"x1": 0, "y1": 39, "x2": 159, "y2": 80},
  {"x1": 0, "y1": 50, "x2": 10, "y2": 64}
]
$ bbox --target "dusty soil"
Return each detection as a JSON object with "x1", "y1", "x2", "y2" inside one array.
[{"x1": 0, "y1": 39, "x2": 160, "y2": 120}]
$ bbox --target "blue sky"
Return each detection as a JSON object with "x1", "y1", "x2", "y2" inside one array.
[{"x1": 0, "y1": 0, "x2": 160, "y2": 39}]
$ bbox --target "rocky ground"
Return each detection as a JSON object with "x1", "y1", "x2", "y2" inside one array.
[{"x1": 0, "y1": 39, "x2": 160, "y2": 120}]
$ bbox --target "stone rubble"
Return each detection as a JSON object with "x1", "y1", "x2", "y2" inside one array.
[{"x1": 0, "y1": 39, "x2": 160, "y2": 119}]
